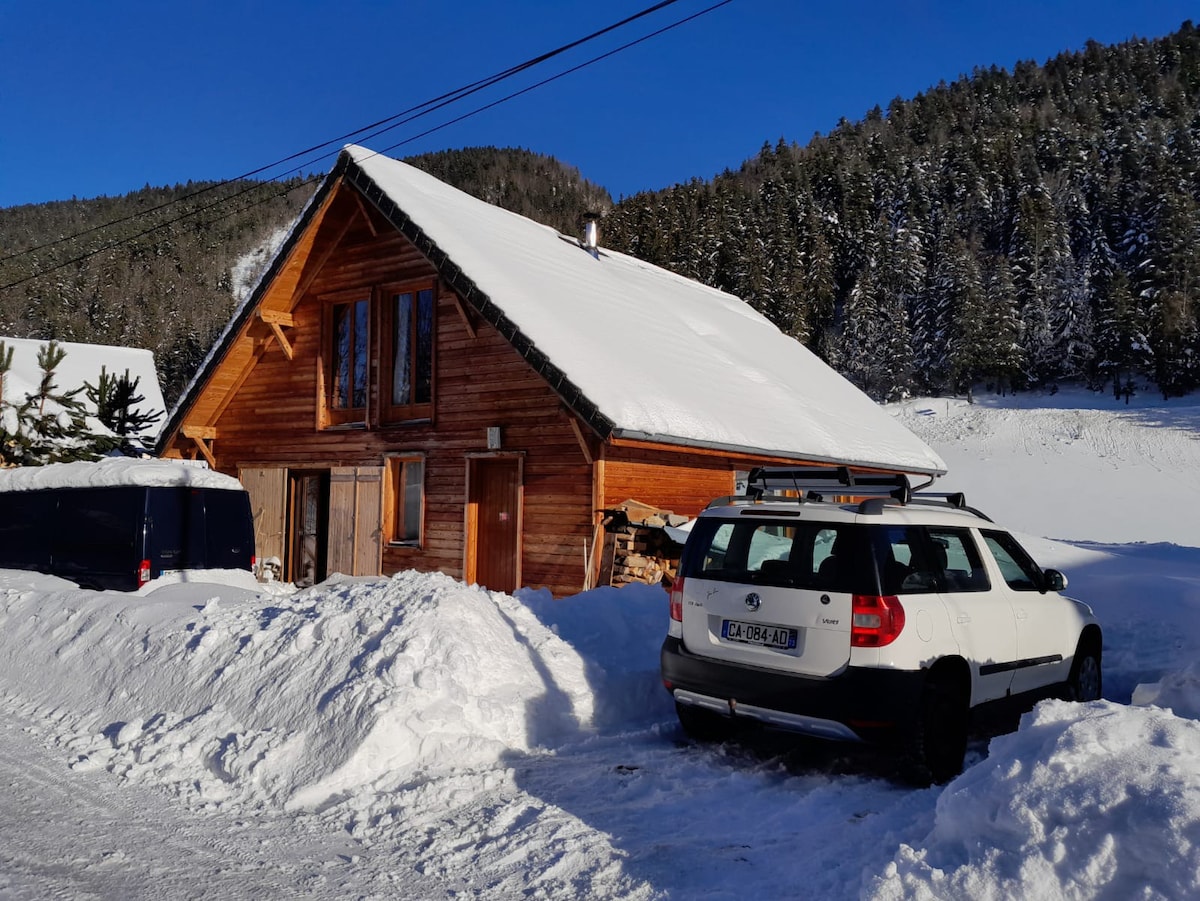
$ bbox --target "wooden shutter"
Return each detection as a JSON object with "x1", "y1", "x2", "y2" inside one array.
[
  {"x1": 327, "y1": 466, "x2": 384, "y2": 577},
  {"x1": 238, "y1": 467, "x2": 286, "y2": 564}
]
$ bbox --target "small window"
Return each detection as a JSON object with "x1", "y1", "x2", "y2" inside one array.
[
  {"x1": 386, "y1": 456, "x2": 425, "y2": 546},
  {"x1": 325, "y1": 296, "x2": 370, "y2": 425},
  {"x1": 982, "y1": 530, "x2": 1043, "y2": 591},
  {"x1": 383, "y1": 284, "x2": 435, "y2": 422}
]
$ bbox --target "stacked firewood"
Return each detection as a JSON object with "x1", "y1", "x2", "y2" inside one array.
[{"x1": 603, "y1": 500, "x2": 690, "y2": 589}]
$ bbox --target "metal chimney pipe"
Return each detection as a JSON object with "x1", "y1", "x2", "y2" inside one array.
[{"x1": 582, "y1": 213, "x2": 600, "y2": 258}]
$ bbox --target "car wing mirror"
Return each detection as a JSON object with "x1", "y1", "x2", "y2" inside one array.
[{"x1": 1042, "y1": 568, "x2": 1068, "y2": 592}]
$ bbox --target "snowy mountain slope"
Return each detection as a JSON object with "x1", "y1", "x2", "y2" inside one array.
[{"x1": 1, "y1": 389, "x2": 1199, "y2": 899}]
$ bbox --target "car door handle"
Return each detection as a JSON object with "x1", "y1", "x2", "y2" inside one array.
[
  {"x1": 957, "y1": 614, "x2": 970, "y2": 624},
  {"x1": 1015, "y1": 609, "x2": 1028, "y2": 620}
]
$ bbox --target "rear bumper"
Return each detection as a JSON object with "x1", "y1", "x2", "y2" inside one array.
[{"x1": 660, "y1": 636, "x2": 926, "y2": 743}]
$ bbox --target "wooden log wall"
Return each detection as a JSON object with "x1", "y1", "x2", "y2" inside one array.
[{"x1": 199, "y1": 196, "x2": 593, "y2": 596}]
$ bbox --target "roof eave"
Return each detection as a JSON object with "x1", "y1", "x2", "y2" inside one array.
[
  {"x1": 154, "y1": 158, "x2": 351, "y2": 456},
  {"x1": 607, "y1": 428, "x2": 948, "y2": 478}
]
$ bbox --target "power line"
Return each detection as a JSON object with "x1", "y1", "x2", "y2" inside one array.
[
  {"x1": 0, "y1": 0, "x2": 687, "y2": 269},
  {"x1": 0, "y1": 0, "x2": 735, "y2": 292}
]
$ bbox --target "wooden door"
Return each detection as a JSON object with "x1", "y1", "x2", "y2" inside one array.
[
  {"x1": 467, "y1": 457, "x2": 522, "y2": 593},
  {"x1": 327, "y1": 466, "x2": 384, "y2": 577},
  {"x1": 239, "y1": 467, "x2": 286, "y2": 566},
  {"x1": 288, "y1": 471, "x2": 329, "y2": 586}
]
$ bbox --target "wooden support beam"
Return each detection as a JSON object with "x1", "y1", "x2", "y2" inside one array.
[
  {"x1": 266, "y1": 319, "x2": 295, "y2": 360},
  {"x1": 352, "y1": 190, "x2": 379, "y2": 236},
  {"x1": 450, "y1": 290, "x2": 477, "y2": 339},
  {"x1": 259, "y1": 310, "x2": 296, "y2": 327},
  {"x1": 568, "y1": 416, "x2": 594, "y2": 465},
  {"x1": 182, "y1": 426, "x2": 218, "y2": 467}
]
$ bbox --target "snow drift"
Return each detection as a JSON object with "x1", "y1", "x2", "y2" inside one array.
[{"x1": 0, "y1": 570, "x2": 668, "y2": 823}]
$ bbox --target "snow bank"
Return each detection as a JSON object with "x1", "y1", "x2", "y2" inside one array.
[
  {"x1": 868, "y1": 700, "x2": 1200, "y2": 900},
  {"x1": 0, "y1": 570, "x2": 634, "y2": 819},
  {"x1": 0, "y1": 457, "x2": 242, "y2": 492}
]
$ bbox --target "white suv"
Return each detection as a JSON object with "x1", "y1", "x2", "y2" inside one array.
[{"x1": 660, "y1": 467, "x2": 1102, "y2": 783}]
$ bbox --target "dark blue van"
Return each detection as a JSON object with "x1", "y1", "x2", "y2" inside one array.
[{"x1": 0, "y1": 484, "x2": 255, "y2": 591}]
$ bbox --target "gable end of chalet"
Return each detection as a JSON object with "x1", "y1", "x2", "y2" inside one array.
[{"x1": 342, "y1": 159, "x2": 615, "y2": 442}]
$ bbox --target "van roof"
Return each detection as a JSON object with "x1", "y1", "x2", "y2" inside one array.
[{"x1": 0, "y1": 459, "x2": 243, "y2": 493}]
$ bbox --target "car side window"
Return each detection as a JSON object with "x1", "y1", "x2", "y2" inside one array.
[
  {"x1": 926, "y1": 528, "x2": 991, "y2": 592},
  {"x1": 871, "y1": 525, "x2": 928, "y2": 594},
  {"x1": 982, "y1": 530, "x2": 1044, "y2": 591}
]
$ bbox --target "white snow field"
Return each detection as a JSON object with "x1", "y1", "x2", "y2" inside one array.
[{"x1": 2, "y1": 387, "x2": 1200, "y2": 899}]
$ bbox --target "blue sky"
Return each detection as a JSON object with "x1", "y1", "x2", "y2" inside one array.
[{"x1": 0, "y1": 1, "x2": 1195, "y2": 208}]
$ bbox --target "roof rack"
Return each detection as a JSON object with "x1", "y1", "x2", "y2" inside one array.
[
  {"x1": 704, "y1": 465, "x2": 991, "y2": 520},
  {"x1": 746, "y1": 466, "x2": 911, "y2": 500}
]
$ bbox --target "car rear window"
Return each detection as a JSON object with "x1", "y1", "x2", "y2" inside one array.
[{"x1": 681, "y1": 518, "x2": 876, "y2": 593}]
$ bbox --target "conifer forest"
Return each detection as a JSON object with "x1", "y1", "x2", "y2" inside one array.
[{"x1": 1, "y1": 22, "x2": 1198, "y2": 406}]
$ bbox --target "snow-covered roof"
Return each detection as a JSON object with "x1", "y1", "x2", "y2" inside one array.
[
  {"x1": 0, "y1": 457, "x2": 243, "y2": 492},
  {"x1": 1, "y1": 336, "x2": 166, "y2": 440},
  {"x1": 165, "y1": 146, "x2": 945, "y2": 475},
  {"x1": 343, "y1": 146, "x2": 944, "y2": 475}
]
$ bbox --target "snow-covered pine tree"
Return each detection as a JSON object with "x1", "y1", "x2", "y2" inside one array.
[
  {"x1": 85, "y1": 365, "x2": 164, "y2": 445},
  {"x1": 1094, "y1": 272, "x2": 1154, "y2": 400},
  {"x1": 9, "y1": 341, "x2": 118, "y2": 465}
]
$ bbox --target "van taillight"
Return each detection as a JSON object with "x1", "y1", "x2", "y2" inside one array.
[
  {"x1": 137, "y1": 559, "x2": 152, "y2": 587},
  {"x1": 251, "y1": 554, "x2": 257, "y2": 573},
  {"x1": 669, "y1": 577, "x2": 684, "y2": 622},
  {"x1": 851, "y1": 594, "x2": 905, "y2": 647}
]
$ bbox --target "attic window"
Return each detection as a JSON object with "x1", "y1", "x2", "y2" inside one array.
[
  {"x1": 382, "y1": 283, "x2": 435, "y2": 424},
  {"x1": 324, "y1": 293, "x2": 370, "y2": 426}
]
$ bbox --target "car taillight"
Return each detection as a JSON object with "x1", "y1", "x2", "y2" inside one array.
[
  {"x1": 251, "y1": 554, "x2": 257, "y2": 574},
  {"x1": 669, "y1": 577, "x2": 684, "y2": 622},
  {"x1": 851, "y1": 594, "x2": 905, "y2": 647},
  {"x1": 137, "y1": 559, "x2": 152, "y2": 587}
]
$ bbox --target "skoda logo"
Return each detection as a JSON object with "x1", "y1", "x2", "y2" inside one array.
[{"x1": 744, "y1": 592, "x2": 762, "y2": 612}]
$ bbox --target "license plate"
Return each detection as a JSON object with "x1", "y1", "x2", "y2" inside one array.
[{"x1": 721, "y1": 619, "x2": 798, "y2": 650}]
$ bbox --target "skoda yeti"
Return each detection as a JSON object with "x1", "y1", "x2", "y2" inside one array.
[{"x1": 660, "y1": 467, "x2": 1102, "y2": 783}]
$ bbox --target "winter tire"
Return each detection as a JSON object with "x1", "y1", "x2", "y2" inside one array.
[
  {"x1": 906, "y1": 676, "x2": 969, "y2": 786},
  {"x1": 1065, "y1": 645, "x2": 1102, "y2": 702}
]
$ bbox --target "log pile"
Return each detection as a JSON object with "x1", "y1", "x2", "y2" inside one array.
[{"x1": 602, "y1": 499, "x2": 690, "y2": 589}]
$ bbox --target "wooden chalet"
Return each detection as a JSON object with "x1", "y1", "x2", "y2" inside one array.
[{"x1": 158, "y1": 146, "x2": 945, "y2": 596}]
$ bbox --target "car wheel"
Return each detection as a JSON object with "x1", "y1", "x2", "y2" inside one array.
[
  {"x1": 1066, "y1": 645, "x2": 1102, "y2": 702},
  {"x1": 905, "y1": 675, "x2": 969, "y2": 786},
  {"x1": 675, "y1": 701, "x2": 735, "y2": 742}
]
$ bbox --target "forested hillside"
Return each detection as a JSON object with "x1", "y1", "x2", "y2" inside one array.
[
  {"x1": 3, "y1": 22, "x2": 1199, "y2": 407},
  {"x1": 0, "y1": 179, "x2": 317, "y2": 403},
  {"x1": 605, "y1": 21, "x2": 1200, "y2": 401}
]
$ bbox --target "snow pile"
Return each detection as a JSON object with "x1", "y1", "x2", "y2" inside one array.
[
  {"x1": 869, "y1": 700, "x2": 1200, "y2": 900},
  {"x1": 0, "y1": 457, "x2": 243, "y2": 492},
  {"x1": 1132, "y1": 661, "x2": 1200, "y2": 719},
  {"x1": 0, "y1": 571, "x2": 602, "y2": 816}
]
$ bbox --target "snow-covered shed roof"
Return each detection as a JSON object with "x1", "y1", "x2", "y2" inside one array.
[
  {"x1": 1, "y1": 336, "x2": 166, "y2": 439},
  {"x1": 163, "y1": 145, "x2": 945, "y2": 476}
]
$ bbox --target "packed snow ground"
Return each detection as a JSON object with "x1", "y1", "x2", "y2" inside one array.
[{"x1": 2, "y1": 387, "x2": 1200, "y2": 899}]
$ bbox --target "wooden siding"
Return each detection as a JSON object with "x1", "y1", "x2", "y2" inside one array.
[
  {"x1": 600, "y1": 444, "x2": 738, "y2": 517},
  {"x1": 170, "y1": 185, "x2": 594, "y2": 596}
]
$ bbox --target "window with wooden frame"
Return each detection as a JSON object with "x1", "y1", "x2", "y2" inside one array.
[
  {"x1": 324, "y1": 293, "x2": 371, "y2": 426},
  {"x1": 385, "y1": 454, "x2": 425, "y2": 546},
  {"x1": 382, "y1": 283, "x2": 435, "y2": 424}
]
